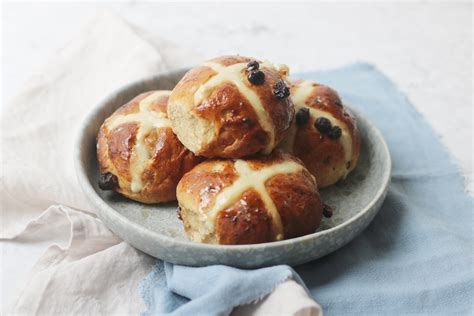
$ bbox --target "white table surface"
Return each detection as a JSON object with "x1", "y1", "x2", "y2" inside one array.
[{"x1": 1, "y1": 1, "x2": 472, "y2": 312}]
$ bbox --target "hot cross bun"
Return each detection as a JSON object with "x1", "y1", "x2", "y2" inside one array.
[
  {"x1": 168, "y1": 55, "x2": 294, "y2": 158},
  {"x1": 280, "y1": 80, "x2": 361, "y2": 188},
  {"x1": 176, "y1": 151, "x2": 323, "y2": 245},
  {"x1": 97, "y1": 90, "x2": 202, "y2": 203}
]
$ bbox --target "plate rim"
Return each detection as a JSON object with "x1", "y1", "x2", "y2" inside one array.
[{"x1": 74, "y1": 70, "x2": 392, "y2": 254}]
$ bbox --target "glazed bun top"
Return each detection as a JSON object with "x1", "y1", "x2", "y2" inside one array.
[
  {"x1": 97, "y1": 90, "x2": 201, "y2": 203},
  {"x1": 100, "y1": 90, "x2": 172, "y2": 193},
  {"x1": 168, "y1": 55, "x2": 294, "y2": 158},
  {"x1": 177, "y1": 151, "x2": 322, "y2": 244},
  {"x1": 284, "y1": 80, "x2": 360, "y2": 181}
]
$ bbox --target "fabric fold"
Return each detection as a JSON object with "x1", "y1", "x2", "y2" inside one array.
[
  {"x1": 140, "y1": 261, "x2": 321, "y2": 316},
  {"x1": 9, "y1": 205, "x2": 154, "y2": 315}
]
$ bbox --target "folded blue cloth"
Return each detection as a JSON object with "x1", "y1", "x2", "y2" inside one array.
[
  {"x1": 140, "y1": 261, "x2": 306, "y2": 315},
  {"x1": 140, "y1": 63, "x2": 473, "y2": 315}
]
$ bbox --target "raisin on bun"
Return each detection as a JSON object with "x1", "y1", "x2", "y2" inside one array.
[{"x1": 280, "y1": 80, "x2": 361, "y2": 188}]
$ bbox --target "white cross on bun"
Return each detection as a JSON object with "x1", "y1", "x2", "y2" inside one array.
[
  {"x1": 97, "y1": 91, "x2": 202, "y2": 203},
  {"x1": 176, "y1": 151, "x2": 323, "y2": 245},
  {"x1": 168, "y1": 55, "x2": 295, "y2": 158}
]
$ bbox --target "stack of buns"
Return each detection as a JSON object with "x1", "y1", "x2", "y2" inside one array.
[{"x1": 97, "y1": 55, "x2": 360, "y2": 245}]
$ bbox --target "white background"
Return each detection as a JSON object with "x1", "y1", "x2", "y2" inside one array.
[
  {"x1": 0, "y1": 1, "x2": 472, "y2": 312},
  {"x1": 2, "y1": 2, "x2": 472, "y2": 192}
]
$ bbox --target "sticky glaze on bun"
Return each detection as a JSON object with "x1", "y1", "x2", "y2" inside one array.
[
  {"x1": 280, "y1": 80, "x2": 361, "y2": 188},
  {"x1": 168, "y1": 55, "x2": 294, "y2": 158},
  {"x1": 97, "y1": 91, "x2": 202, "y2": 203},
  {"x1": 176, "y1": 151, "x2": 323, "y2": 245}
]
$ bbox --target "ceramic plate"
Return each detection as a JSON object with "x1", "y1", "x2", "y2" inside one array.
[{"x1": 75, "y1": 69, "x2": 391, "y2": 268}]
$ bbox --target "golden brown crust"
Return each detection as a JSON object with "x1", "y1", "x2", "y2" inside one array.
[
  {"x1": 176, "y1": 160, "x2": 238, "y2": 212},
  {"x1": 293, "y1": 123, "x2": 347, "y2": 187},
  {"x1": 168, "y1": 55, "x2": 294, "y2": 158},
  {"x1": 194, "y1": 83, "x2": 270, "y2": 158},
  {"x1": 258, "y1": 68, "x2": 294, "y2": 143},
  {"x1": 216, "y1": 189, "x2": 274, "y2": 245},
  {"x1": 288, "y1": 81, "x2": 361, "y2": 188},
  {"x1": 168, "y1": 66, "x2": 216, "y2": 114},
  {"x1": 138, "y1": 127, "x2": 203, "y2": 202},
  {"x1": 177, "y1": 151, "x2": 323, "y2": 245},
  {"x1": 266, "y1": 170, "x2": 322, "y2": 238},
  {"x1": 105, "y1": 122, "x2": 138, "y2": 183},
  {"x1": 97, "y1": 91, "x2": 202, "y2": 203}
]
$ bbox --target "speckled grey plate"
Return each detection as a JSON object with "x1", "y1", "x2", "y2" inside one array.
[{"x1": 75, "y1": 69, "x2": 391, "y2": 268}]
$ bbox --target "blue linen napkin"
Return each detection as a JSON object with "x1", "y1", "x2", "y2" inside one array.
[
  {"x1": 140, "y1": 261, "x2": 306, "y2": 315},
  {"x1": 140, "y1": 63, "x2": 473, "y2": 315}
]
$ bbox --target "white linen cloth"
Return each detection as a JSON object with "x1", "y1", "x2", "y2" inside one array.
[{"x1": 0, "y1": 12, "x2": 321, "y2": 315}]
